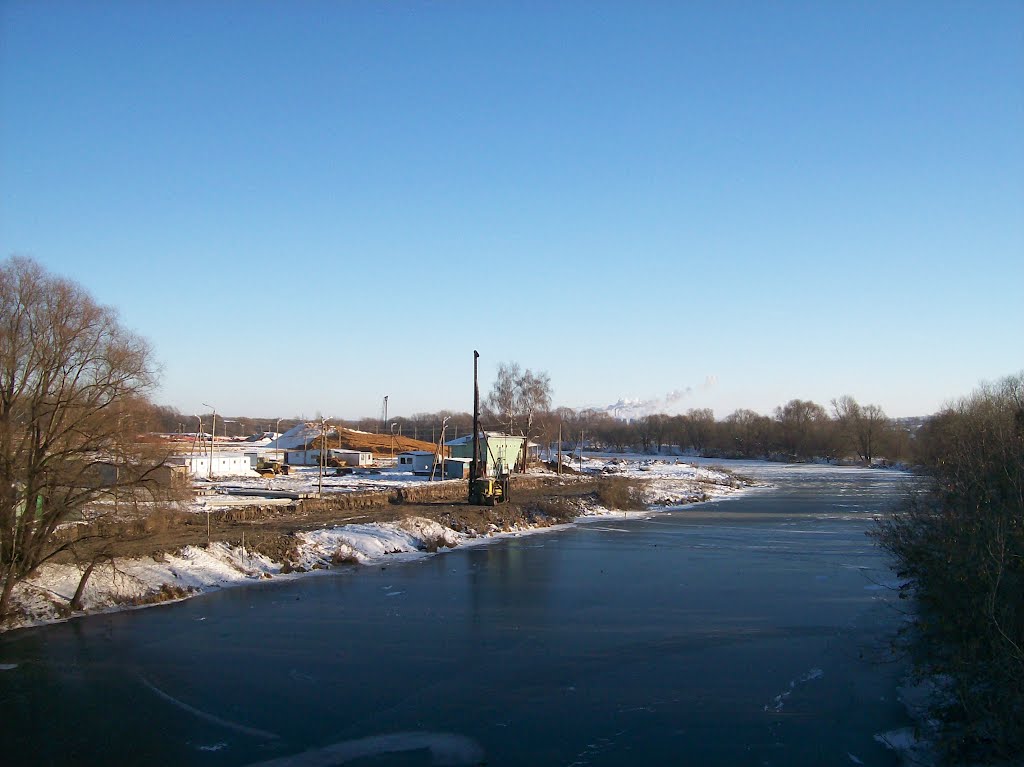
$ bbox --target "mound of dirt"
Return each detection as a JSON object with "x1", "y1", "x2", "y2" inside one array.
[{"x1": 333, "y1": 428, "x2": 440, "y2": 457}]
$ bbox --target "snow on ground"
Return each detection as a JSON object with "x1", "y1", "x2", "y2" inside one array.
[
  {"x1": 7, "y1": 457, "x2": 757, "y2": 632},
  {"x1": 13, "y1": 542, "x2": 279, "y2": 627},
  {"x1": 576, "y1": 455, "x2": 756, "y2": 505},
  {"x1": 9, "y1": 516, "x2": 471, "y2": 630},
  {"x1": 874, "y1": 728, "x2": 936, "y2": 767},
  {"x1": 190, "y1": 467, "x2": 459, "y2": 510},
  {"x1": 297, "y1": 518, "x2": 463, "y2": 568},
  {"x1": 192, "y1": 455, "x2": 754, "y2": 511}
]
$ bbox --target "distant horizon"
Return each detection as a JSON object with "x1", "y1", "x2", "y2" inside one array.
[
  {"x1": 3, "y1": 2, "x2": 1021, "y2": 421},
  {"x1": 153, "y1": 393, "x2": 951, "y2": 426}
]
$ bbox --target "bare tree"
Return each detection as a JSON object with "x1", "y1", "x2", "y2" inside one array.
[
  {"x1": 485, "y1": 362, "x2": 552, "y2": 440},
  {"x1": 683, "y1": 408, "x2": 715, "y2": 454},
  {"x1": 485, "y1": 362, "x2": 522, "y2": 431},
  {"x1": 774, "y1": 399, "x2": 828, "y2": 460},
  {"x1": 0, "y1": 257, "x2": 167, "y2": 621},
  {"x1": 831, "y1": 395, "x2": 888, "y2": 464},
  {"x1": 516, "y1": 368, "x2": 552, "y2": 443},
  {"x1": 724, "y1": 408, "x2": 772, "y2": 457}
]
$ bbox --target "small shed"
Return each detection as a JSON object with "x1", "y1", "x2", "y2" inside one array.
[
  {"x1": 283, "y1": 449, "x2": 319, "y2": 466},
  {"x1": 443, "y1": 457, "x2": 472, "y2": 479},
  {"x1": 397, "y1": 450, "x2": 437, "y2": 475},
  {"x1": 328, "y1": 449, "x2": 373, "y2": 467}
]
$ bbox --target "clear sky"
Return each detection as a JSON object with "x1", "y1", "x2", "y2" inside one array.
[{"x1": 2, "y1": 1, "x2": 1022, "y2": 421}]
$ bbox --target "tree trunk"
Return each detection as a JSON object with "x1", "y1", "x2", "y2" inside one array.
[
  {"x1": 70, "y1": 558, "x2": 101, "y2": 611},
  {"x1": 0, "y1": 569, "x2": 17, "y2": 623}
]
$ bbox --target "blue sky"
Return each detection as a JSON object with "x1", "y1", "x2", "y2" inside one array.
[{"x1": 2, "y1": 1, "x2": 1022, "y2": 420}]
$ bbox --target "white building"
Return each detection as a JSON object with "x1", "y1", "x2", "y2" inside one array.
[
  {"x1": 331, "y1": 449, "x2": 373, "y2": 467},
  {"x1": 169, "y1": 452, "x2": 255, "y2": 477},
  {"x1": 284, "y1": 449, "x2": 373, "y2": 467},
  {"x1": 397, "y1": 450, "x2": 437, "y2": 475}
]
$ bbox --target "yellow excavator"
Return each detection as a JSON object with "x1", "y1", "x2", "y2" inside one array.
[{"x1": 469, "y1": 475, "x2": 510, "y2": 506}]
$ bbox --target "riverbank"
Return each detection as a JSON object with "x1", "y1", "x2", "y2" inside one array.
[
  {"x1": 0, "y1": 460, "x2": 918, "y2": 767},
  {"x1": 4, "y1": 460, "x2": 753, "y2": 632}
]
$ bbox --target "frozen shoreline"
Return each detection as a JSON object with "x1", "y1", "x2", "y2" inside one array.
[{"x1": 4, "y1": 459, "x2": 755, "y2": 634}]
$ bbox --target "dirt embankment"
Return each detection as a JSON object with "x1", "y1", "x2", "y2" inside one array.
[
  {"x1": 54, "y1": 476, "x2": 642, "y2": 569},
  {"x1": 331, "y1": 428, "x2": 440, "y2": 456}
]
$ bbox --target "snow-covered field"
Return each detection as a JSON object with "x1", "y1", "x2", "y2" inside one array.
[
  {"x1": 7, "y1": 457, "x2": 754, "y2": 632},
  {"x1": 191, "y1": 466, "x2": 460, "y2": 509},
  {"x1": 189, "y1": 456, "x2": 750, "y2": 510},
  {"x1": 587, "y1": 455, "x2": 753, "y2": 504}
]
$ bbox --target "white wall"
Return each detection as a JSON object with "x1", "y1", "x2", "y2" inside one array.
[{"x1": 173, "y1": 453, "x2": 253, "y2": 477}]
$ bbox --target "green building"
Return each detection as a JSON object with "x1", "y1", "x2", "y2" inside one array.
[{"x1": 444, "y1": 432, "x2": 526, "y2": 477}]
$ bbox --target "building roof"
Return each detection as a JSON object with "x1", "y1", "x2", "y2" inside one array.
[
  {"x1": 398, "y1": 450, "x2": 436, "y2": 457},
  {"x1": 169, "y1": 452, "x2": 251, "y2": 462},
  {"x1": 444, "y1": 431, "x2": 523, "y2": 447}
]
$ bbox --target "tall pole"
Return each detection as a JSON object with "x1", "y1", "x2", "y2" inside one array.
[
  {"x1": 203, "y1": 403, "x2": 216, "y2": 479},
  {"x1": 432, "y1": 416, "x2": 449, "y2": 483},
  {"x1": 192, "y1": 416, "x2": 202, "y2": 457},
  {"x1": 558, "y1": 421, "x2": 562, "y2": 477},
  {"x1": 471, "y1": 351, "x2": 480, "y2": 489},
  {"x1": 318, "y1": 417, "x2": 325, "y2": 498}
]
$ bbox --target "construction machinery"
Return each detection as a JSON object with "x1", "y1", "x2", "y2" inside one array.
[
  {"x1": 468, "y1": 350, "x2": 511, "y2": 506},
  {"x1": 255, "y1": 458, "x2": 290, "y2": 478},
  {"x1": 470, "y1": 475, "x2": 510, "y2": 506}
]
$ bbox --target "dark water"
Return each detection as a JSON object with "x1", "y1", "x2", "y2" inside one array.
[{"x1": 0, "y1": 462, "x2": 914, "y2": 766}]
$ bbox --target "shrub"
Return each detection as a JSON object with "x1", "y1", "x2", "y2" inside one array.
[
  {"x1": 594, "y1": 477, "x2": 646, "y2": 511},
  {"x1": 524, "y1": 497, "x2": 580, "y2": 524},
  {"x1": 330, "y1": 545, "x2": 360, "y2": 565},
  {"x1": 872, "y1": 374, "x2": 1023, "y2": 761}
]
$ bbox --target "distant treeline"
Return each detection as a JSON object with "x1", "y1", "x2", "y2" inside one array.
[{"x1": 150, "y1": 395, "x2": 922, "y2": 465}]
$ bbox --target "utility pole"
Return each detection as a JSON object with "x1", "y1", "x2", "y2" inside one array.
[
  {"x1": 431, "y1": 416, "x2": 450, "y2": 482},
  {"x1": 470, "y1": 350, "x2": 480, "y2": 498},
  {"x1": 203, "y1": 402, "x2": 216, "y2": 479},
  {"x1": 558, "y1": 421, "x2": 562, "y2": 477},
  {"x1": 318, "y1": 417, "x2": 326, "y2": 498},
  {"x1": 192, "y1": 416, "x2": 202, "y2": 457}
]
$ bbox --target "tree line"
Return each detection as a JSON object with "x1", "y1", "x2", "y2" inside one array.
[
  {"x1": 150, "y1": 395, "x2": 915, "y2": 466},
  {"x1": 146, "y1": 354, "x2": 914, "y2": 466},
  {"x1": 353, "y1": 396, "x2": 913, "y2": 466}
]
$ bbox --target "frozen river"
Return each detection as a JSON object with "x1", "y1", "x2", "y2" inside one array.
[{"x1": 0, "y1": 461, "x2": 916, "y2": 766}]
